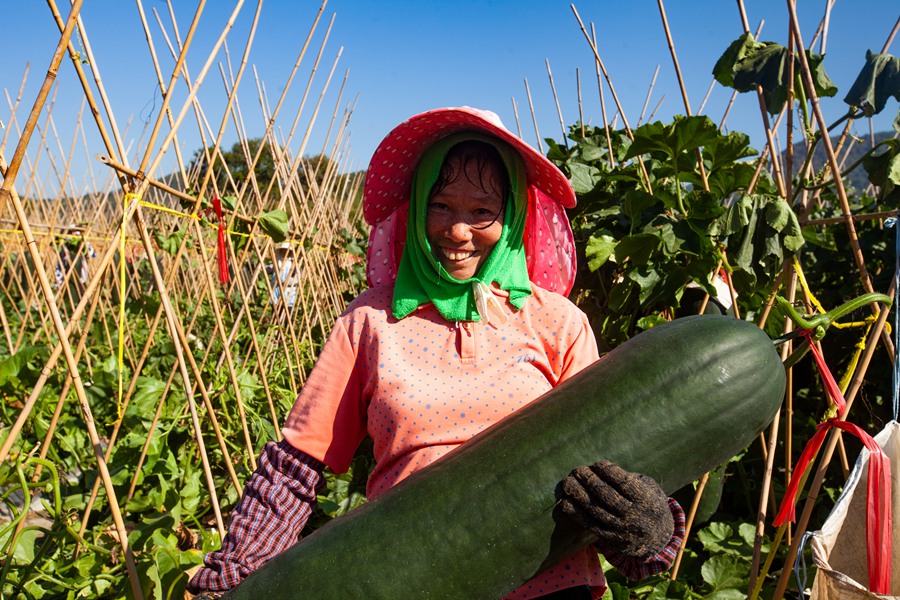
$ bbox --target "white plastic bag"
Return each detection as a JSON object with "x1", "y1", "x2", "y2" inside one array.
[{"x1": 809, "y1": 421, "x2": 900, "y2": 598}]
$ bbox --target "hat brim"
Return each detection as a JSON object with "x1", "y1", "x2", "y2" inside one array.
[{"x1": 363, "y1": 107, "x2": 575, "y2": 226}]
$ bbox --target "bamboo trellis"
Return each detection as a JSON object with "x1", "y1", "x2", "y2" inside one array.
[{"x1": 0, "y1": 2, "x2": 364, "y2": 597}]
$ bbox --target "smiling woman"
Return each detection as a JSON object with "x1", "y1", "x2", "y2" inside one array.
[{"x1": 188, "y1": 107, "x2": 685, "y2": 600}]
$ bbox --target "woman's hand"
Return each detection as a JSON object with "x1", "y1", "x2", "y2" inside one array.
[{"x1": 557, "y1": 459, "x2": 674, "y2": 558}]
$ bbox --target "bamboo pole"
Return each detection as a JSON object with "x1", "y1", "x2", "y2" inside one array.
[
  {"x1": 546, "y1": 59, "x2": 568, "y2": 149},
  {"x1": 126, "y1": 16, "x2": 268, "y2": 476},
  {"x1": 748, "y1": 267, "x2": 796, "y2": 592},
  {"x1": 45, "y1": 0, "x2": 130, "y2": 188},
  {"x1": 571, "y1": 5, "x2": 654, "y2": 194},
  {"x1": 0, "y1": 2, "x2": 143, "y2": 596},
  {"x1": 0, "y1": 64, "x2": 30, "y2": 156},
  {"x1": 259, "y1": 11, "x2": 336, "y2": 209},
  {"x1": 511, "y1": 97, "x2": 523, "y2": 138},
  {"x1": 576, "y1": 68, "x2": 584, "y2": 139},
  {"x1": 656, "y1": 0, "x2": 710, "y2": 192},
  {"x1": 735, "y1": 0, "x2": 788, "y2": 198},
  {"x1": 590, "y1": 25, "x2": 615, "y2": 170},
  {"x1": 523, "y1": 79, "x2": 542, "y2": 154},
  {"x1": 638, "y1": 65, "x2": 660, "y2": 127}
]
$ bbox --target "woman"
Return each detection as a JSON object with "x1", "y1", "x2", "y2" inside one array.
[{"x1": 188, "y1": 107, "x2": 684, "y2": 599}]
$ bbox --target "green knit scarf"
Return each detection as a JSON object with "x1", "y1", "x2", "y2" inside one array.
[{"x1": 391, "y1": 133, "x2": 532, "y2": 322}]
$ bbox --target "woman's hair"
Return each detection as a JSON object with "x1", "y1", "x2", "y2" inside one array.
[{"x1": 429, "y1": 139, "x2": 510, "y2": 201}]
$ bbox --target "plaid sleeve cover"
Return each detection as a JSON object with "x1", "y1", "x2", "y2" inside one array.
[
  {"x1": 186, "y1": 440, "x2": 325, "y2": 594},
  {"x1": 599, "y1": 497, "x2": 686, "y2": 580}
]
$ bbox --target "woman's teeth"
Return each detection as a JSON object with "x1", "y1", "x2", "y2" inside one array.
[{"x1": 443, "y1": 250, "x2": 473, "y2": 261}]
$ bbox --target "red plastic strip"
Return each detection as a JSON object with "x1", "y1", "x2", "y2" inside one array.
[
  {"x1": 212, "y1": 196, "x2": 229, "y2": 284},
  {"x1": 773, "y1": 331, "x2": 891, "y2": 593},
  {"x1": 802, "y1": 331, "x2": 847, "y2": 417}
]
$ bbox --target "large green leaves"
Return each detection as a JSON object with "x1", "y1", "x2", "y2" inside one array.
[
  {"x1": 713, "y1": 32, "x2": 837, "y2": 114},
  {"x1": 625, "y1": 116, "x2": 721, "y2": 162},
  {"x1": 560, "y1": 114, "x2": 774, "y2": 349},
  {"x1": 862, "y1": 139, "x2": 900, "y2": 201},
  {"x1": 710, "y1": 194, "x2": 804, "y2": 291},
  {"x1": 844, "y1": 50, "x2": 900, "y2": 130}
]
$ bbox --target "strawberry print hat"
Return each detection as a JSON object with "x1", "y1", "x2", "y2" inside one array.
[{"x1": 363, "y1": 106, "x2": 578, "y2": 296}]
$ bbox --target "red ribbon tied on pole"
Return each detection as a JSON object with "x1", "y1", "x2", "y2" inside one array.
[
  {"x1": 773, "y1": 331, "x2": 891, "y2": 594},
  {"x1": 212, "y1": 196, "x2": 229, "y2": 284}
]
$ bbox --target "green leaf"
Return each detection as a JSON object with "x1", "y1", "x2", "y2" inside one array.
[
  {"x1": 636, "y1": 314, "x2": 669, "y2": 331},
  {"x1": 622, "y1": 189, "x2": 658, "y2": 223},
  {"x1": 703, "y1": 130, "x2": 758, "y2": 173},
  {"x1": 128, "y1": 513, "x2": 176, "y2": 553},
  {"x1": 178, "y1": 465, "x2": 202, "y2": 516},
  {"x1": 626, "y1": 116, "x2": 720, "y2": 162},
  {"x1": 152, "y1": 226, "x2": 185, "y2": 257},
  {"x1": 608, "y1": 279, "x2": 638, "y2": 313},
  {"x1": 862, "y1": 139, "x2": 900, "y2": 198},
  {"x1": 738, "y1": 521, "x2": 769, "y2": 552},
  {"x1": 10, "y1": 528, "x2": 40, "y2": 564},
  {"x1": 128, "y1": 376, "x2": 169, "y2": 420},
  {"x1": 701, "y1": 554, "x2": 748, "y2": 596},
  {"x1": 604, "y1": 582, "x2": 632, "y2": 600},
  {"x1": 801, "y1": 223, "x2": 837, "y2": 251},
  {"x1": 686, "y1": 191, "x2": 726, "y2": 221},
  {"x1": 655, "y1": 221, "x2": 684, "y2": 256},
  {"x1": 0, "y1": 346, "x2": 41, "y2": 387},
  {"x1": 569, "y1": 161, "x2": 603, "y2": 194},
  {"x1": 72, "y1": 550, "x2": 105, "y2": 578},
  {"x1": 616, "y1": 233, "x2": 661, "y2": 266},
  {"x1": 221, "y1": 195, "x2": 238, "y2": 211},
  {"x1": 712, "y1": 32, "x2": 756, "y2": 88},
  {"x1": 844, "y1": 50, "x2": 900, "y2": 116},
  {"x1": 629, "y1": 267, "x2": 661, "y2": 304},
  {"x1": 646, "y1": 578, "x2": 693, "y2": 600},
  {"x1": 806, "y1": 51, "x2": 838, "y2": 100},
  {"x1": 710, "y1": 196, "x2": 751, "y2": 237},
  {"x1": 713, "y1": 33, "x2": 836, "y2": 114},
  {"x1": 707, "y1": 161, "x2": 758, "y2": 198},
  {"x1": 586, "y1": 231, "x2": 618, "y2": 271},
  {"x1": 713, "y1": 194, "x2": 803, "y2": 293},
  {"x1": 229, "y1": 218, "x2": 253, "y2": 253},
  {"x1": 697, "y1": 522, "x2": 733, "y2": 551},
  {"x1": 258, "y1": 209, "x2": 290, "y2": 242}
]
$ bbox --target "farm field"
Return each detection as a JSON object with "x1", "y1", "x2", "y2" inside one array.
[{"x1": 1, "y1": 2, "x2": 899, "y2": 599}]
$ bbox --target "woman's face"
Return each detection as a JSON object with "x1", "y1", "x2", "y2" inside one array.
[{"x1": 425, "y1": 156, "x2": 505, "y2": 281}]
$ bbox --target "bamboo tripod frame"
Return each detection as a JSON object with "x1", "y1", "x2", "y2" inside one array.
[{"x1": 0, "y1": 2, "x2": 363, "y2": 597}]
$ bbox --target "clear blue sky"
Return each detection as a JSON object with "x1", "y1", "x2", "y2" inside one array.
[{"x1": 1, "y1": 1, "x2": 898, "y2": 197}]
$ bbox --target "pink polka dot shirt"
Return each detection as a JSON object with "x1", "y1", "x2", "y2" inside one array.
[{"x1": 282, "y1": 282, "x2": 607, "y2": 597}]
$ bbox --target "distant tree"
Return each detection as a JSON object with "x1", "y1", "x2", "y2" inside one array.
[
  {"x1": 189, "y1": 139, "x2": 363, "y2": 213},
  {"x1": 297, "y1": 154, "x2": 334, "y2": 192},
  {"x1": 190, "y1": 137, "x2": 276, "y2": 195}
]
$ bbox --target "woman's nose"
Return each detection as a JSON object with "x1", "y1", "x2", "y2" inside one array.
[{"x1": 446, "y1": 219, "x2": 473, "y2": 241}]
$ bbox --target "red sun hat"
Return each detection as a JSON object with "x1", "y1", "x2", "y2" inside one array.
[
  {"x1": 363, "y1": 106, "x2": 576, "y2": 226},
  {"x1": 362, "y1": 107, "x2": 578, "y2": 296}
]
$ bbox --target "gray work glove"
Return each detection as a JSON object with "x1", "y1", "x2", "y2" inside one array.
[{"x1": 557, "y1": 459, "x2": 674, "y2": 558}]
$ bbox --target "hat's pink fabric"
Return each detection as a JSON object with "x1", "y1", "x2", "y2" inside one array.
[{"x1": 363, "y1": 107, "x2": 577, "y2": 296}]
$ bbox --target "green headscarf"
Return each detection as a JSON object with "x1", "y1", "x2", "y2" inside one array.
[{"x1": 391, "y1": 133, "x2": 532, "y2": 322}]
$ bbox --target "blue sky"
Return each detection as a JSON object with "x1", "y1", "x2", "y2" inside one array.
[{"x1": 1, "y1": 1, "x2": 898, "y2": 196}]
